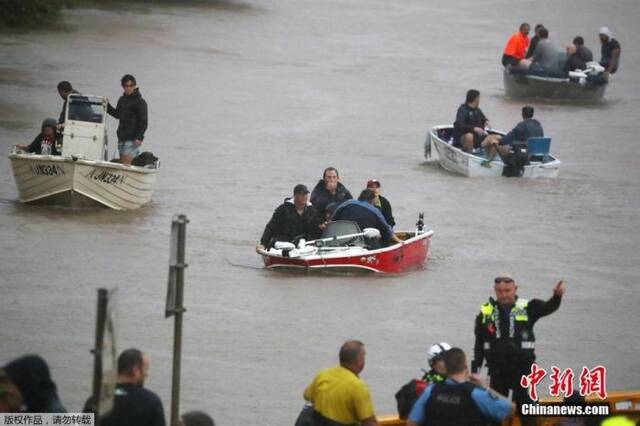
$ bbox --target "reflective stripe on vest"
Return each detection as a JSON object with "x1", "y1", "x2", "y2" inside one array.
[
  {"x1": 480, "y1": 298, "x2": 530, "y2": 341},
  {"x1": 521, "y1": 341, "x2": 535, "y2": 349}
]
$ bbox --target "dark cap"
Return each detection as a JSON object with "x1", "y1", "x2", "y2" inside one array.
[
  {"x1": 366, "y1": 179, "x2": 380, "y2": 188},
  {"x1": 293, "y1": 184, "x2": 309, "y2": 195}
]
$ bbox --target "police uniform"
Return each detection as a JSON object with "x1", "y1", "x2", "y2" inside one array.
[{"x1": 472, "y1": 295, "x2": 562, "y2": 407}]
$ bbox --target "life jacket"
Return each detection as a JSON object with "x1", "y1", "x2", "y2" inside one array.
[
  {"x1": 479, "y1": 298, "x2": 536, "y2": 364},
  {"x1": 423, "y1": 381, "x2": 486, "y2": 426}
]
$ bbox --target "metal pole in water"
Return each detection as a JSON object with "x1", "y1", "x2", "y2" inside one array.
[{"x1": 169, "y1": 214, "x2": 188, "y2": 426}]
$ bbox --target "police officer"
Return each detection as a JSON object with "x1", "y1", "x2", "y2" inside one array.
[
  {"x1": 407, "y1": 347, "x2": 514, "y2": 426},
  {"x1": 471, "y1": 273, "x2": 565, "y2": 421}
]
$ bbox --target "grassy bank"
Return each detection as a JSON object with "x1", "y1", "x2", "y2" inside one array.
[{"x1": 0, "y1": 0, "x2": 64, "y2": 29}]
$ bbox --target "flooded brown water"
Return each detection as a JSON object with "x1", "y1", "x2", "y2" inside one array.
[{"x1": 1, "y1": 0, "x2": 639, "y2": 424}]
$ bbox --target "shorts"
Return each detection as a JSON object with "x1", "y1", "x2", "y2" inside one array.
[
  {"x1": 453, "y1": 132, "x2": 484, "y2": 149},
  {"x1": 118, "y1": 140, "x2": 140, "y2": 158}
]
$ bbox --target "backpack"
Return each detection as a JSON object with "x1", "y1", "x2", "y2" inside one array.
[{"x1": 395, "y1": 379, "x2": 427, "y2": 419}]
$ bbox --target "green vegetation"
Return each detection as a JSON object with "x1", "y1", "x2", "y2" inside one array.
[{"x1": 0, "y1": 0, "x2": 63, "y2": 29}]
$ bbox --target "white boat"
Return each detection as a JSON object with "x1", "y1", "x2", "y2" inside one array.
[
  {"x1": 8, "y1": 94, "x2": 158, "y2": 210},
  {"x1": 425, "y1": 125, "x2": 561, "y2": 178}
]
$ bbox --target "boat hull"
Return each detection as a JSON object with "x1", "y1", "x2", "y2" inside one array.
[
  {"x1": 428, "y1": 125, "x2": 561, "y2": 178},
  {"x1": 259, "y1": 230, "x2": 433, "y2": 273},
  {"x1": 503, "y1": 69, "x2": 607, "y2": 101},
  {"x1": 9, "y1": 154, "x2": 157, "y2": 210}
]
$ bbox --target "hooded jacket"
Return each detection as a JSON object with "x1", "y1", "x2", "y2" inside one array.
[
  {"x1": 309, "y1": 180, "x2": 353, "y2": 217},
  {"x1": 25, "y1": 118, "x2": 60, "y2": 155},
  {"x1": 260, "y1": 198, "x2": 322, "y2": 247},
  {"x1": 107, "y1": 88, "x2": 148, "y2": 142}
]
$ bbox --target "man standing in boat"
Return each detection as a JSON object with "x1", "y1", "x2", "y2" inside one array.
[
  {"x1": 453, "y1": 90, "x2": 501, "y2": 155},
  {"x1": 310, "y1": 167, "x2": 353, "y2": 219},
  {"x1": 256, "y1": 184, "x2": 323, "y2": 252},
  {"x1": 471, "y1": 274, "x2": 565, "y2": 424},
  {"x1": 107, "y1": 74, "x2": 148, "y2": 165},
  {"x1": 598, "y1": 27, "x2": 621, "y2": 79}
]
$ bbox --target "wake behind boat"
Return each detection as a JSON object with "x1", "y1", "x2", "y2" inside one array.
[
  {"x1": 258, "y1": 218, "x2": 434, "y2": 273},
  {"x1": 8, "y1": 94, "x2": 158, "y2": 210},
  {"x1": 426, "y1": 125, "x2": 561, "y2": 178}
]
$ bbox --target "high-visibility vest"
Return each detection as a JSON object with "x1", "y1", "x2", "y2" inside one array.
[
  {"x1": 480, "y1": 298, "x2": 535, "y2": 353},
  {"x1": 503, "y1": 32, "x2": 530, "y2": 60}
]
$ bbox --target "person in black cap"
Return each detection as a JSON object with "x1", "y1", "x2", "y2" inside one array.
[{"x1": 256, "y1": 184, "x2": 323, "y2": 252}]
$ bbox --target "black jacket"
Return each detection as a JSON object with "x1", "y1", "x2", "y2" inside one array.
[
  {"x1": 58, "y1": 90, "x2": 80, "y2": 124},
  {"x1": 107, "y1": 88, "x2": 148, "y2": 142},
  {"x1": 25, "y1": 134, "x2": 60, "y2": 155},
  {"x1": 375, "y1": 195, "x2": 395, "y2": 227},
  {"x1": 453, "y1": 104, "x2": 487, "y2": 139},
  {"x1": 101, "y1": 383, "x2": 165, "y2": 426},
  {"x1": 260, "y1": 198, "x2": 323, "y2": 247},
  {"x1": 473, "y1": 294, "x2": 561, "y2": 373},
  {"x1": 309, "y1": 180, "x2": 353, "y2": 217}
]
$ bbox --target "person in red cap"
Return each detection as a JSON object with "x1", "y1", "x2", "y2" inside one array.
[{"x1": 366, "y1": 179, "x2": 395, "y2": 228}]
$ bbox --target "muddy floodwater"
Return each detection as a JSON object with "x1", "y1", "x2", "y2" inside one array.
[{"x1": 1, "y1": 0, "x2": 639, "y2": 424}]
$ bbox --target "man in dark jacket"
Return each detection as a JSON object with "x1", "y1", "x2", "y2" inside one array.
[
  {"x1": 56, "y1": 80, "x2": 79, "y2": 129},
  {"x1": 471, "y1": 274, "x2": 564, "y2": 424},
  {"x1": 107, "y1": 74, "x2": 148, "y2": 165},
  {"x1": 310, "y1": 167, "x2": 353, "y2": 219},
  {"x1": 489, "y1": 105, "x2": 543, "y2": 159},
  {"x1": 453, "y1": 90, "x2": 501, "y2": 154},
  {"x1": 366, "y1": 179, "x2": 395, "y2": 228},
  {"x1": 598, "y1": 26, "x2": 621, "y2": 79},
  {"x1": 256, "y1": 184, "x2": 323, "y2": 251},
  {"x1": 332, "y1": 189, "x2": 402, "y2": 247}
]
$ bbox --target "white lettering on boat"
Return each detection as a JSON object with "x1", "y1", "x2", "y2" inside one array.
[
  {"x1": 30, "y1": 164, "x2": 65, "y2": 176},
  {"x1": 86, "y1": 168, "x2": 125, "y2": 185}
]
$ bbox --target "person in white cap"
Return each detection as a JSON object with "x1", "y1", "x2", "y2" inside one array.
[{"x1": 599, "y1": 26, "x2": 621, "y2": 78}]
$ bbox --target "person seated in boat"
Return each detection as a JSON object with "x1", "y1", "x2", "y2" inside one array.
[
  {"x1": 366, "y1": 179, "x2": 395, "y2": 228},
  {"x1": 486, "y1": 105, "x2": 543, "y2": 160},
  {"x1": 256, "y1": 184, "x2": 323, "y2": 252},
  {"x1": 332, "y1": 189, "x2": 402, "y2": 247},
  {"x1": 525, "y1": 24, "x2": 545, "y2": 59},
  {"x1": 452, "y1": 90, "x2": 501, "y2": 154},
  {"x1": 16, "y1": 118, "x2": 61, "y2": 155},
  {"x1": 573, "y1": 36, "x2": 593, "y2": 64},
  {"x1": 529, "y1": 27, "x2": 564, "y2": 76},
  {"x1": 501, "y1": 22, "x2": 531, "y2": 69},
  {"x1": 310, "y1": 167, "x2": 353, "y2": 219},
  {"x1": 598, "y1": 26, "x2": 621, "y2": 79}
]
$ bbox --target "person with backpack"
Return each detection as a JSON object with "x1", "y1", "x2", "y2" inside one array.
[{"x1": 395, "y1": 342, "x2": 451, "y2": 419}]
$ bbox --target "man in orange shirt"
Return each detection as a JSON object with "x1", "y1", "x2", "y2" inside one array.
[{"x1": 502, "y1": 23, "x2": 531, "y2": 69}]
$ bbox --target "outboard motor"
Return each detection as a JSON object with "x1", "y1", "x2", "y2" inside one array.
[
  {"x1": 416, "y1": 212, "x2": 425, "y2": 234},
  {"x1": 502, "y1": 142, "x2": 528, "y2": 177}
]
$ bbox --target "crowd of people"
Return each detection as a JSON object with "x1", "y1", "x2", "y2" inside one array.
[
  {"x1": 0, "y1": 349, "x2": 215, "y2": 426},
  {"x1": 256, "y1": 168, "x2": 399, "y2": 252},
  {"x1": 502, "y1": 24, "x2": 621, "y2": 79},
  {"x1": 15, "y1": 76, "x2": 149, "y2": 165},
  {"x1": 296, "y1": 275, "x2": 568, "y2": 426}
]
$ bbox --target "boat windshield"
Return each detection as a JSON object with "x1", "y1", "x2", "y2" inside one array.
[
  {"x1": 68, "y1": 97, "x2": 104, "y2": 123},
  {"x1": 321, "y1": 220, "x2": 365, "y2": 247}
]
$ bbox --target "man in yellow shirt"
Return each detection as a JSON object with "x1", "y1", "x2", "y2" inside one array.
[{"x1": 303, "y1": 340, "x2": 379, "y2": 426}]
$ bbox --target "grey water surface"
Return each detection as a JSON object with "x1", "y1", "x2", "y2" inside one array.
[{"x1": 1, "y1": 0, "x2": 639, "y2": 424}]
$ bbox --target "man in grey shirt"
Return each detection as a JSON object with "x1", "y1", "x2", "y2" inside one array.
[{"x1": 530, "y1": 27, "x2": 562, "y2": 75}]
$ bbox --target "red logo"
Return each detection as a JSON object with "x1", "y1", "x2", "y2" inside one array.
[{"x1": 520, "y1": 364, "x2": 607, "y2": 401}]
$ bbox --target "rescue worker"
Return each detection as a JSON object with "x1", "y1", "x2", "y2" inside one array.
[
  {"x1": 332, "y1": 189, "x2": 403, "y2": 247},
  {"x1": 407, "y1": 347, "x2": 514, "y2": 426},
  {"x1": 471, "y1": 274, "x2": 565, "y2": 425},
  {"x1": 256, "y1": 184, "x2": 323, "y2": 252},
  {"x1": 395, "y1": 342, "x2": 451, "y2": 419},
  {"x1": 598, "y1": 27, "x2": 621, "y2": 79},
  {"x1": 502, "y1": 23, "x2": 531, "y2": 69}
]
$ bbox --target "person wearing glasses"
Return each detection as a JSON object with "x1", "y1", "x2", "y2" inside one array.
[
  {"x1": 107, "y1": 74, "x2": 148, "y2": 165},
  {"x1": 471, "y1": 274, "x2": 565, "y2": 424}
]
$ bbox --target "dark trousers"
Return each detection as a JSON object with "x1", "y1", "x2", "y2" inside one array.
[{"x1": 489, "y1": 367, "x2": 535, "y2": 426}]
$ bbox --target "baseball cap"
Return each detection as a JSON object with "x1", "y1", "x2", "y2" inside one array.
[
  {"x1": 293, "y1": 184, "x2": 309, "y2": 195},
  {"x1": 366, "y1": 179, "x2": 381, "y2": 188}
]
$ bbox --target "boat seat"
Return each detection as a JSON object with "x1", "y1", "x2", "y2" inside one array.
[
  {"x1": 321, "y1": 220, "x2": 365, "y2": 247},
  {"x1": 527, "y1": 137, "x2": 552, "y2": 163}
]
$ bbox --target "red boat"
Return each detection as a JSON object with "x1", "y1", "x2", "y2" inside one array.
[{"x1": 257, "y1": 219, "x2": 434, "y2": 273}]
